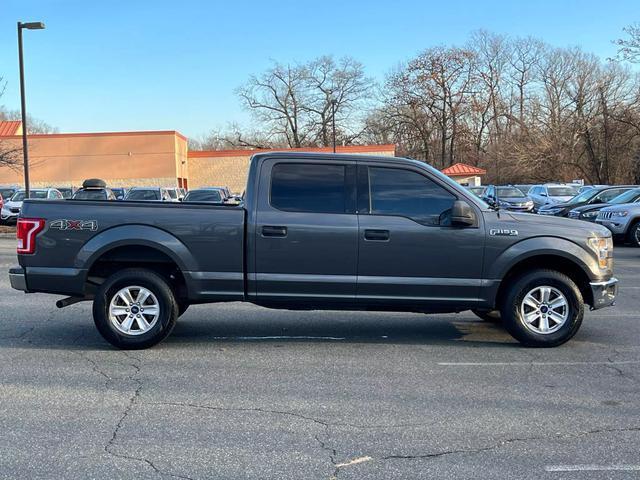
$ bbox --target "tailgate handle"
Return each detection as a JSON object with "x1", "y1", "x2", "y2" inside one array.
[
  {"x1": 364, "y1": 229, "x2": 390, "y2": 241},
  {"x1": 262, "y1": 225, "x2": 288, "y2": 237}
]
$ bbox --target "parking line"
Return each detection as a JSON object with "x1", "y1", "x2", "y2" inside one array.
[
  {"x1": 545, "y1": 465, "x2": 640, "y2": 472},
  {"x1": 438, "y1": 361, "x2": 640, "y2": 366}
]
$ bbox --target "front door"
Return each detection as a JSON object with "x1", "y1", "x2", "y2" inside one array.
[
  {"x1": 356, "y1": 164, "x2": 485, "y2": 309},
  {"x1": 253, "y1": 158, "x2": 358, "y2": 303}
]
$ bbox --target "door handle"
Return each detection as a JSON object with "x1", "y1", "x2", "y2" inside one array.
[
  {"x1": 262, "y1": 225, "x2": 288, "y2": 237},
  {"x1": 364, "y1": 229, "x2": 390, "y2": 241}
]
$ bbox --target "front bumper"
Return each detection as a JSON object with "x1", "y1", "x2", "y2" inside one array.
[
  {"x1": 595, "y1": 219, "x2": 628, "y2": 235},
  {"x1": 538, "y1": 209, "x2": 565, "y2": 216},
  {"x1": 9, "y1": 267, "x2": 27, "y2": 292},
  {"x1": 590, "y1": 277, "x2": 618, "y2": 309}
]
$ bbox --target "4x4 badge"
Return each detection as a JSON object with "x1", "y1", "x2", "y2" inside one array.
[{"x1": 50, "y1": 219, "x2": 98, "y2": 231}]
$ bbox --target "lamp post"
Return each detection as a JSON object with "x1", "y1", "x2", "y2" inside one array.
[{"x1": 17, "y1": 21, "x2": 45, "y2": 198}]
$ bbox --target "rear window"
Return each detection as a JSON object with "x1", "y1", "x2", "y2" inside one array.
[
  {"x1": 496, "y1": 187, "x2": 523, "y2": 198},
  {"x1": 11, "y1": 191, "x2": 48, "y2": 201},
  {"x1": 548, "y1": 186, "x2": 579, "y2": 197},
  {"x1": 73, "y1": 189, "x2": 107, "y2": 200},
  {"x1": 184, "y1": 190, "x2": 223, "y2": 202},
  {"x1": 126, "y1": 190, "x2": 160, "y2": 201},
  {"x1": 270, "y1": 163, "x2": 347, "y2": 213}
]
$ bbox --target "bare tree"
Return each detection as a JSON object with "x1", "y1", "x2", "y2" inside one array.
[{"x1": 614, "y1": 23, "x2": 640, "y2": 63}]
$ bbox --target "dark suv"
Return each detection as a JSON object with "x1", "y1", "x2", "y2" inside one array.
[
  {"x1": 538, "y1": 186, "x2": 635, "y2": 217},
  {"x1": 483, "y1": 185, "x2": 534, "y2": 212}
]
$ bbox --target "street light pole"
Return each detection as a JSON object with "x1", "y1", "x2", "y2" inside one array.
[{"x1": 17, "y1": 21, "x2": 45, "y2": 198}]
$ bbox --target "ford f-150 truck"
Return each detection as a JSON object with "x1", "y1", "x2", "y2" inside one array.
[{"x1": 9, "y1": 152, "x2": 618, "y2": 349}]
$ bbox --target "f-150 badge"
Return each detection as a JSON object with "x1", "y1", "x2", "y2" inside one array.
[
  {"x1": 490, "y1": 228, "x2": 518, "y2": 236},
  {"x1": 50, "y1": 219, "x2": 98, "y2": 231}
]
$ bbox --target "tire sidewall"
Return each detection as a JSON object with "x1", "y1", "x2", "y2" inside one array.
[
  {"x1": 502, "y1": 271, "x2": 583, "y2": 347},
  {"x1": 94, "y1": 269, "x2": 177, "y2": 349},
  {"x1": 628, "y1": 222, "x2": 640, "y2": 247}
]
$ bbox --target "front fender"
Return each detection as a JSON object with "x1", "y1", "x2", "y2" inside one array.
[
  {"x1": 76, "y1": 224, "x2": 198, "y2": 272},
  {"x1": 486, "y1": 236, "x2": 600, "y2": 281}
]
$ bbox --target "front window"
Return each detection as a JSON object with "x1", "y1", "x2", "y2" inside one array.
[
  {"x1": 270, "y1": 163, "x2": 348, "y2": 213},
  {"x1": 610, "y1": 188, "x2": 640, "y2": 204},
  {"x1": 11, "y1": 191, "x2": 48, "y2": 201},
  {"x1": 0, "y1": 189, "x2": 15, "y2": 199},
  {"x1": 548, "y1": 186, "x2": 580, "y2": 198},
  {"x1": 595, "y1": 188, "x2": 630, "y2": 204},
  {"x1": 126, "y1": 190, "x2": 160, "y2": 201},
  {"x1": 496, "y1": 187, "x2": 524, "y2": 198},
  {"x1": 368, "y1": 167, "x2": 457, "y2": 226},
  {"x1": 167, "y1": 189, "x2": 177, "y2": 199}
]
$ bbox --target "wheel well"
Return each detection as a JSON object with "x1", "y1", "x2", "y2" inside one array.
[
  {"x1": 495, "y1": 255, "x2": 593, "y2": 308},
  {"x1": 86, "y1": 245, "x2": 187, "y2": 300}
]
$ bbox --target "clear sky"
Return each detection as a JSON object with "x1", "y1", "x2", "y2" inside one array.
[{"x1": 1, "y1": 0, "x2": 638, "y2": 139}]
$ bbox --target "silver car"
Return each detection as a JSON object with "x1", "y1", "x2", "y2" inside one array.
[
  {"x1": 528, "y1": 184, "x2": 580, "y2": 211},
  {"x1": 1, "y1": 188, "x2": 64, "y2": 224},
  {"x1": 596, "y1": 202, "x2": 640, "y2": 247}
]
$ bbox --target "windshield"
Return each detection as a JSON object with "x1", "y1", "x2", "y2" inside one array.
[
  {"x1": 11, "y1": 190, "x2": 48, "y2": 201},
  {"x1": 567, "y1": 188, "x2": 598, "y2": 203},
  {"x1": 496, "y1": 187, "x2": 524, "y2": 198},
  {"x1": 0, "y1": 188, "x2": 16, "y2": 199},
  {"x1": 184, "y1": 190, "x2": 223, "y2": 202},
  {"x1": 73, "y1": 189, "x2": 107, "y2": 200},
  {"x1": 57, "y1": 188, "x2": 73, "y2": 199},
  {"x1": 548, "y1": 186, "x2": 580, "y2": 197},
  {"x1": 126, "y1": 190, "x2": 160, "y2": 200},
  {"x1": 610, "y1": 188, "x2": 640, "y2": 204},
  {"x1": 514, "y1": 185, "x2": 531, "y2": 195}
]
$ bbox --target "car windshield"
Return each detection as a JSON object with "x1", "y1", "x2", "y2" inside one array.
[
  {"x1": 496, "y1": 187, "x2": 523, "y2": 198},
  {"x1": 126, "y1": 190, "x2": 160, "y2": 200},
  {"x1": 112, "y1": 188, "x2": 125, "y2": 198},
  {"x1": 548, "y1": 186, "x2": 580, "y2": 197},
  {"x1": 568, "y1": 188, "x2": 598, "y2": 203},
  {"x1": 0, "y1": 188, "x2": 16, "y2": 199},
  {"x1": 57, "y1": 188, "x2": 73, "y2": 199},
  {"x1": 610, "y1": 188, "x2": 640, "y2": 204},
  {"x1": 11, "y1": 191, "x2": 48, "y2": 201},
  {"x1": 73, "y1": 190, "x2": 106, "y2": 200},
  {"x1": 514, "y1": 185, "x2": 531, "y2": 195},
  {"x1": 184, "y1": 190, "x2": 223, "y2": 202}
]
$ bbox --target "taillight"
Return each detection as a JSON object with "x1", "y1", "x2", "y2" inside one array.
[{"x1": 17, "y1": 218, "x2": 45, "y2": 255}]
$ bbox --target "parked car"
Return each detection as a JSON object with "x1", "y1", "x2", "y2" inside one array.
[
  {"x1": 72, "y1": 179, "x2": 116, "y2": 201},
  {"x1": 111, "y1": 188, "x2": 128, "y2": 200},
  {"x1": 568, "y1": 187, "x2": 640, "y2": 222},
  {"x1": 482, "y1": 185, "x2": 534, "y2": 212},
  {"x1": 528, "y1": 184, "x2": 581, "y2": 211},
  {"x1": 596, "y1": 202, "x2": 640, "y2": 247},
  {"x1": 466, "y1": 186, "x2": 486, "y2": 197},
  {"x1": 1, "y1": 188, "x2": 63, "y2": 224},
  {"x1": 577, "y1": 184, "x2": 607, "y2": 194},
  {"x1": 125, "y1": 187, "x2": 176, "y2": 202},
  {"x1": 183, "y1": 188, "x2": 226, "y2": 203},
  {"x1": 54, "y1": 187, "x2": 75, "y2": 199},
  {"x1": 538, "y1": 185, "x2": 634, "y2": 217},
  {"x1": 10, "y1": 152, "x2": 617, "y2": 349},
  {"x1": 0, "y1": 186, "x2": 20, "y2": 203}
]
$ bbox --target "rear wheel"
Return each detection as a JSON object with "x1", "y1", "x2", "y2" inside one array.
[
  {"x1": 626, "y1": 221, "x2": 640, "y2": 247},
  {"x1": 93, "y1": 268, "x2": 178, "y2": 349},
  {"x1": 501, "y1": 269, "x2": 583, "y2": 347}
]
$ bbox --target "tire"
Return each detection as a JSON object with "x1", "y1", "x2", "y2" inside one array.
[
  {"x1": 472, "y1": 309, "x2": 501, "y2": 323},
  {"x1": 626, "y1": 221, "x2": 640, "y2": 248},
  {"x1": 500, "y1": 269, "x2": 584, "y2": 347},
  {"x1": 93, "y1": 268, "x2": 178, "y2": 349}
]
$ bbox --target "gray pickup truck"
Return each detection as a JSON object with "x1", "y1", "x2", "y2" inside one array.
[{"x1": 9, "y1": 152, "x2": 618, "y2": 349}]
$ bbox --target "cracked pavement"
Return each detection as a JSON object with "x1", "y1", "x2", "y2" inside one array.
[{"x1": 0, "y1": 238, "x2": 639, "y2": 479}]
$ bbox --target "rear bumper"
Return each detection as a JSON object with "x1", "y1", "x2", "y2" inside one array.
[
  {"x1": 590, "y1": 277, "x2": 618, "y2": 309},
  {"x1": 9, "y1": 267, "x2": 27, "y2": 291}
]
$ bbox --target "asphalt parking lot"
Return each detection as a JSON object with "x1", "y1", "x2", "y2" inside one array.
[{"x1": 0, "y1": 237, "x2": 639, "y2": 479}]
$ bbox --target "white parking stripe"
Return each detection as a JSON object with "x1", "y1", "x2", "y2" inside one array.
[
  {"x1": 438, "y1": 361, "x2": 640, "y2": 366},
  {"x1": 546, "y1": 465, "x2": 640, "y2": 472}
]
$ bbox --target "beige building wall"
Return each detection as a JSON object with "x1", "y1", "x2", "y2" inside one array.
[
  {"x1": 188, "y1": 145, "x2": 397, "y2": 193},
  {"x1": 0, "y1": 131, "x2": 187, "y2": 188}
]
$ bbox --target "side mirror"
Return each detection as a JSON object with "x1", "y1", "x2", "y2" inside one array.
[
  {"x1": 451, "y1": 200, "x2": 476, "y2": 227},
  {"x1": 540, "y1": 192, "x2": 548, "y2": 197}
]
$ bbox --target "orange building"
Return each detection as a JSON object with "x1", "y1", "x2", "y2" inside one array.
[{"x1": 0, "y1": 121, "x2": 396, "y2": 192}]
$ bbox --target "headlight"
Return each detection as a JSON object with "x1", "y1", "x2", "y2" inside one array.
[
  {"x1": 582, "y1": 211, "x2": 599, "y2": 218},
  {"x1": 609, "y1": 211, "x2": 629, "y2": 217},
  {"x1": 525, "y1": 201, "x2": 533, "y2": 207},
  {"x1": 588, "y1": 236, "x2": 613, "y2": 269}
]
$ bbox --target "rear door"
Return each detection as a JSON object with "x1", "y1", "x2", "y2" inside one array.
[
  {"x1": 253, "y1": 158, "x2": 358, "y2": 302},
  {"x1": 356, "y1": 163, "x2": 485, "y2": 308}
]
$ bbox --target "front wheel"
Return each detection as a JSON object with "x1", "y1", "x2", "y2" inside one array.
[
  {"x1": 626, "y1": 221, "x2": 640, "y2": 247},
  {"x1": 93, "y1": 268, "x2": 178, "y2": 349},
  {"x1": 501, "y1": 269, "x2": 584, "y2": 347}
]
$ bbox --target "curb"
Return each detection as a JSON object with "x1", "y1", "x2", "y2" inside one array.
[{"x1": 0, "y1": 233, "x2": 15, "y2": 239}]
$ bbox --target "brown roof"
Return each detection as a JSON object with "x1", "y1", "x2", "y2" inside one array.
[
  {"x1": 0, "y1": 120, "x2": 22, "y2": 136},
  {"x1": 188, "y1": 144, "x2": 396, "y2": 158},
  {"x1": 441, "y1": 162, "x2": 486, "y2": 176}
]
